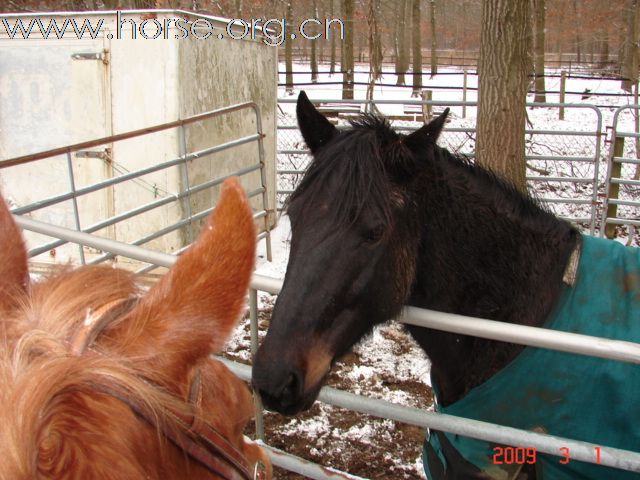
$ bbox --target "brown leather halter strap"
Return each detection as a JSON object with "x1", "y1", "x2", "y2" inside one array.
[{"x1": 69, "y1": 298, "x2": 263, "y2": 480}]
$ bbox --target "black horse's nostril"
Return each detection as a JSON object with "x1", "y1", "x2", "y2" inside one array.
[
  {"x1": 254, "y1": 367, "x2": 304, "y2": 414},
  {"x1": 279, "y1": 372, "x2": 300, "y2": 404}
]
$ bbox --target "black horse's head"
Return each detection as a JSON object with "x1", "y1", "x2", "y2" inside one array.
[{"x1": 252, "y1": 92, "x2": 448, "y2": 415}]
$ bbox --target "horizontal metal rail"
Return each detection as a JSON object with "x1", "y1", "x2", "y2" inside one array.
[
  {"x1": 27, "y1": 162, "x2": 262, "y2": 258},
  {"x1": 605, "y1": 218, "x2": 640, "y2": 226},
  {"x1": 16, "y1": 216, "x2": 640, "y2": 366},
  {"x1": 614, "y1": 156, "x2": 640, "y2": 165},
  {"x1": 0, "y1": 102, "x2": 264, "y2": 168},
  {"x1": 258, "y1": 442, "x2": 366, "y2": 480},
  {"x1": 11, "y1": 133, "x2": 262, "y2": 216},
  {"x1": 220, "y1": 358, "x2": 640, "y2": 473}
]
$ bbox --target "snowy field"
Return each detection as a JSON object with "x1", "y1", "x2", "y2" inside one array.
[{"x1": 225, "y1": 64, "x2": 640, "y2": 479}]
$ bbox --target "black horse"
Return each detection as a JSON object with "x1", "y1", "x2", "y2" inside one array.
[{"x1": 252, "y1": 92, "x2": 640, "y2": 479}]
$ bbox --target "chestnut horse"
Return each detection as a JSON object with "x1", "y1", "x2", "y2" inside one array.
[{"x1": 0, "y1": 178, "x2": 271, "y2": 480}]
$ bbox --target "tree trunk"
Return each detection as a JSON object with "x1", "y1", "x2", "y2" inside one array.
[
  {"x1": 367, "y1": 0, "x2": 382, "y2": 103},
  {"x1": 411, "y1": 0, "x2": 422, "y2": 97},
  {"x1": 476, "y1": 0, "x2": 532, "y2": 192},
  {"x1": 532, "y1": 0, "x2": 546, "y2": 103},
  {"x1": 599, "y1": 35, "x2": 609, "y2": 66},
  {"x1": 621, "y1": 0, "x2": 640, "y2": 92},
  {"x1": 342, "y1": 0, "x2": 355, "y2": 99},
  {"x1": 330, "y1": 0, "x2": 337, "y2": 74},
  {"x1": 429, "y1": 0, "x2": 437, "y2": 78},
  {"x1": 310, "y1": 0, "x2": 318, "y2": 83},
  {"x1": 285, "y1": 1, "x2": 294, "y2": 94},
  {"x1": 573, "y1": 0, "x2": 581, "y2": 63},
  {"x1": 395, "y1": 0, "x2": 408, "y2": 85}
]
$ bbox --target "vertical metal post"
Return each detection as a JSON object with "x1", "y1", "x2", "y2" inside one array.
[
  {"x1": 559, "y1": 70, "x2": 566, "y2": 120},
  {"x1": 178, "y1": 124, "x2": 194, "y2": 244},
  {"x1": 253, "y1": 105, "x2": 273, "y2": 262},
  {"x1": 249, "y1": 288, "x2": 265, "y2": 440},
  {"x1": 66, "y1": 152, "x2": 86, "y2": 264},
  {"x1": 589, "y1": 110, "x2": 604, "y2": 236},
  {"x1": 634, "y1": 83, "x2": 639, "y2": 164},
  {"x1": 462, "y1": 69, "x2": 468, "y2": 119}
]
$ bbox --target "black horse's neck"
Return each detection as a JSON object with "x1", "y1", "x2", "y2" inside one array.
[{"x1": 406, "y1": 146, "x2": 580, "y2": 406}]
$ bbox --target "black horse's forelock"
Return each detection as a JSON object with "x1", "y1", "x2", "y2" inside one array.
[
  {"x1": 287, "y1": 114, "x2": 404, "y2": 232},
  {"x1": 288, "y1": 112, "x2": 556, "y2": 239}
]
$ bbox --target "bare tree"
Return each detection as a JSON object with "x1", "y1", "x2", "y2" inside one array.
[
  {"x1": 284, "y1": 1, "x2": 294, "y2": 94},
  {"x1": 310, "y1": 0, "x2": 318, "y2": 83},
  {"x1": 329, "y1": 0, "x2": 337, "y2": 74},
  {"x1": 573, "y1": 0, "x2": 582, "y2": 63},
  {"x1": 429, "y1": 0, "x2": 437, "y2": 77},
  {"x1": 621, "y1": 0, "x2": 640, "y2": 92},
  {"x1": 532, "y1": 0, "x2": 546, "y2": 102},
  {"x1": 476, "y1": 0, "x2": 532, "y2": 192},
  {"x1": 411, "y1": 0, "x2": 422, "y2": 96},
  {"x1": 342, "y1": 0, "x2": 355, "y2": 99},
  {"x1": 395, "y1": 0, "x2": 409, "y2": 85},
  {"x1": 366, "y1": 0, "x2": 382, "y2": 103}
]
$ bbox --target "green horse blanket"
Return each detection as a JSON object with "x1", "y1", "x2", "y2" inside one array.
[{"x1": 424, "y1": 235, "x2": 640, "y2": 479}]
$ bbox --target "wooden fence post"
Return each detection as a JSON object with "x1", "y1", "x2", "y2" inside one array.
[
  {"x1": 421, "y1": 89, "x2": 432, "y2": 122},
  {"x1": 605, "y1": 136, "x2": 624, "y2": 239}
]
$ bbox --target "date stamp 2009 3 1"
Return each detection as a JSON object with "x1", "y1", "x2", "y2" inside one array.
[{"x1": 492, "y1": 446, "x2": 602, "y2": 465}]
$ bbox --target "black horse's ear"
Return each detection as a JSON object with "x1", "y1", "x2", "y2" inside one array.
[
  {"x1": 297, "y1": 91, "x2": 337, "y2": 154},
  {"x1": 403, "y1": 107, "x2": 449, "y2": 155}
]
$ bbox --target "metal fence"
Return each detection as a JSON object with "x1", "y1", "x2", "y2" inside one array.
[
  {"x1": 277, "y1": 98, "x2": 606, "y2": 236},
  {"x1": 5, "y1": 98, "x2": 640, "y2": 479},
  {"x1": 8, "y1": 215, "x2": 640, "y2": 478},
  {"x1": 602, "y1": 105, "x2": 640, "y2": 240},
  {"x1": 2, "y1": 102, "x2": 273, "y2": 270}
]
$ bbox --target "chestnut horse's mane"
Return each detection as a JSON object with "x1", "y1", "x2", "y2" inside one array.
[{"x1": 0, "y1": 178, "x2": 269, "y2": 480}]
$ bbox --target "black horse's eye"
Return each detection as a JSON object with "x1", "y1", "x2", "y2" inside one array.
[{"x1": 364, "y1": 225, "x2": 385, "y2": 244}]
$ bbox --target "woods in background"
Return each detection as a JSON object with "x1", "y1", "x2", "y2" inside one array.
[
  {"x1": 2, "y1": 0, "x2": 639, "y2": 193},
  {"x1": 1, "y1": 0, "x2": 636, "y2": 79}
]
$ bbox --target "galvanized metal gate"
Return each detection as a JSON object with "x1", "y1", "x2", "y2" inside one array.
[
  {"x1": 602, "y1": 106, "x2": 640, "y2": 240},
  {"x1": 2, "y1": 102, "x2": 273, "y2": 269},
  {"x1": 4, "y1": 98, "x2": 640, "y2": 479}
]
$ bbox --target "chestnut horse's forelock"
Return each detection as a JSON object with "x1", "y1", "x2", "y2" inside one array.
[
  {"x1": 1, "y1": 266, "x2": 259, "y2": 480},
  {"x1": 67, "y1": 292, "x2": 258, "y2": 480}
]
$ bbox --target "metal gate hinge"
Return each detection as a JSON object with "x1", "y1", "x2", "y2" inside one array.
[
  {"x1": 71, "y1": 50, "x2": 109, "y2": 65},
  {"x1": 75, "y1": 148, "x2": 111, "y2": 162},
  {"x1": 71, "y1": 52, "x2": 104, "y2": 61}
]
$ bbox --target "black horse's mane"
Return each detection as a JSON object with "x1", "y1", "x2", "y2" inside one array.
[
  {"x1": 287, "y1": 114, "x2": 400, "y2": 231},
  {"x1": 288, "y1": 113, "x2": 559, "y2": 235}
]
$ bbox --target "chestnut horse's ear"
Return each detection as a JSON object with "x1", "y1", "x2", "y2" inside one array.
[
  {"x1": 0, "y1": 194, "x2": 29, "y2": 311},
  {"x1": 403, "y1": 107, "x2": 449, "y2": 155},
  {"x1": 120, "y1": 178, "x2": 256, "y2": 383},
  {"x1": 297, "y1": 90, "x2": 337, "y2": 154}
]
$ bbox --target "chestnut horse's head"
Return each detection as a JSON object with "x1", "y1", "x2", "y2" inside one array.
[{"x1": 0, "y1": 179, "x2": 271, "y2": 479}]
